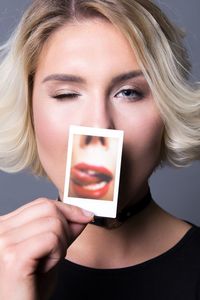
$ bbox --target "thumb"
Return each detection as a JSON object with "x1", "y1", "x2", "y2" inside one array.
[{"x1": 68, "y1": 209, "x2": 94, "y2": 244}]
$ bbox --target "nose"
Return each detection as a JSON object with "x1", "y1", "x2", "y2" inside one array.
[
  {"x1": 79, "y1": 94, "x2": 115, "y2": 130},
  {"x1": 80, "y1": 135, "x2": 108, "y2": 148}
]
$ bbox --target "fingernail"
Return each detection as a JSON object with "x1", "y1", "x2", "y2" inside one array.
[{"x1": 81, "y1": 209, "x2": 94, "y2": 218}]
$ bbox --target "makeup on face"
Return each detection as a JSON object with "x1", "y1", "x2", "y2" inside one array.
[
  {"x1": 33, "y1": 20, "x2": 163, "y2": 215},
  {"x1": 43, "y1": 71, "x2": 151, "y2": 104}
]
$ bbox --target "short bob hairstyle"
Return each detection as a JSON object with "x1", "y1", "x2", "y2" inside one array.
[{"x1": 0, "y1": 0, "x2": 200, "y2": 176}]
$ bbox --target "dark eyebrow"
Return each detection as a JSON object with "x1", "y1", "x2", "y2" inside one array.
[
  {"x1": 42, "y1": 70, "x2": 144, "y2": 85},
  {"x1": 110, "y1": 70, "x2": 144, "y2": 87}
]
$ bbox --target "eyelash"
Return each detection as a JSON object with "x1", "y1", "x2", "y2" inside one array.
[
  {"x1": 52, "y1": 88, "x2": 144, "y2": 101},
  {"x1": 115, "y1": 88, "x2": 144, "y2": 101},
  {"x1": 53, "y1": 93, "x2": 79, "y2": 100}
]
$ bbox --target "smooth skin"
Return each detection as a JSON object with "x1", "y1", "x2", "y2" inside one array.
[
  {"x1": 0, "y1": 19, "x2": 191, "y2": 299},
  {"x1": 33, "y1": 19, "x2": 163, "y2": 211}
]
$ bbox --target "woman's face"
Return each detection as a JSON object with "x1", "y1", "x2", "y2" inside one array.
[{"x1": 32, "y1": 19, "x2": 164, "y2": 208}]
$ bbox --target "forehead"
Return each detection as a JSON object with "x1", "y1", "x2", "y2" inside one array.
[{"x1": 35, "y1": 19, "x2": 140, "y2": 79}]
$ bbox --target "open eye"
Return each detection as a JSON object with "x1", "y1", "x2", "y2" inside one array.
[{"x1": 115, "y1": 88, "x2": 144, "y2": 101}]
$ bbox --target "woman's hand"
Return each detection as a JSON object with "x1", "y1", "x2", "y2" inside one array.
[{"x1": 0, "y1": 198, "x2": 93, "y2": 300}]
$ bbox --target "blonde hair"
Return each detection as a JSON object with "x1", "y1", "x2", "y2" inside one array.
[{"x1": 0, "y1": 0, "x2": 200, "y2": 176}]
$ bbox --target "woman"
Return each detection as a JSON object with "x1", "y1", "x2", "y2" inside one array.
[{"x1": 0, "y1": 0, "x2": 200, "y2": 299}]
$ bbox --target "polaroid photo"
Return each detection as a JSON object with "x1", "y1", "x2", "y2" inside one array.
[{"x1": 63, "y1": 125, "x2": 124, "y2": 218}]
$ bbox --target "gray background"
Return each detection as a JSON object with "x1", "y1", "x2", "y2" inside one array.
[{"x1": 0, "y1": 0, "x2": 199, "y2": 225}]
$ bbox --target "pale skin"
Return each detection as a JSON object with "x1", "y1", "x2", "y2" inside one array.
[{"x1": 0, "y1": 19, "x2": 191, "y2": 299}]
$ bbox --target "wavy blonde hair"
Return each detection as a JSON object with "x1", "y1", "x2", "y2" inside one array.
[{"x1": 0, "y1": 0, "x2": 200, "y2": 176}]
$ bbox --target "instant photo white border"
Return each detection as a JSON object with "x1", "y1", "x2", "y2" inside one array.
[{"x1": 63, "y1": 125, "x2": 124, "y2": 218}]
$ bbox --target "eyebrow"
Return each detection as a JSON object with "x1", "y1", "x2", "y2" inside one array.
[
  {"x1": 42, "y1": 74, "x2": 85, "y2": 84},
  {"x1": 42, "y1": 70, "x2": 144, "y2": 85},
  {"x1": 111, "y1": 70, "x2": 144, "y2": 86}
]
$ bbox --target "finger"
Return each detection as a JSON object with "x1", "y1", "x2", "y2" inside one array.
[
  {"x1": 0, "y1": 200, "x2": 94, "y2": 234},
  {"x1": 0, "y1": 199, "x2": 63, "y2": 235},
  {"x1": 54, "y1": 201, "x2": 94, "y2": 223},
  {"x1": 68, "y1": 222, "x2": 89, "y2": 245},
  {"x1": 7, "y1": 231, "x2": 67, "y2": 275},
  {"x1": 0, "y1": 197, "x2": 52, "y2": 221},
  {"x1": 1, "y1": 216, "x2": 70, "y2": 249}
]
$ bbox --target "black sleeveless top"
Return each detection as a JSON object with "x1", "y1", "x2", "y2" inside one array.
[{"x1": 50, "y1": 225, "x2": 200, "y2": 299}]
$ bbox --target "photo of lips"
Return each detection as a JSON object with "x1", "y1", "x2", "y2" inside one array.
[
  {"x1": 68, "y1": 133, "x2": 119, "y2": 201},
  {"x1": 64, "y1": 126, "x2": 123, "y2": 217},
  {"x1": 70, "y1": 162, "x2": 113, "y2": 199}
]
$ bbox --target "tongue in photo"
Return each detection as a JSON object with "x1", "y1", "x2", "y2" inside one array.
[{"x1": 70, "y1": 162, "x2": 113, "y2": 199}]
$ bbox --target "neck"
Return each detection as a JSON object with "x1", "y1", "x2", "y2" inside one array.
[
  {"x1": 66, "y1": 200, "x2": 191, "y2": 269},
  {"x1": 66, "y1": 199, "x2": 156, "y2": 267}
]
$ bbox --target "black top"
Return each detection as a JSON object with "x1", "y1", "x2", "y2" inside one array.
[{"x1": 50, "y1": 225, "x2": 200, "y2": 299}]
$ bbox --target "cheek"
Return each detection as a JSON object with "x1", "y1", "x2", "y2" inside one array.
[
  {"x1": 121, "y1": 107, "x2": 164, "y2": 169},
  {"x1": 34, "y1": 108, "x2": 66, "y2": 158},
  {"x1": 32, "y1": 100, "x2": 69, "y2": 190},
  {"x1": 135, "y1": 120, "x2": 163, "y2": 155}
]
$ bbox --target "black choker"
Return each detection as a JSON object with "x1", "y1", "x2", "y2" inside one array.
[
  {"x1": 91, "y1": 189, "x2": 153, "y2": 228},
  {"x1": 57, "y1": 189, "x2": 153, "y2": 229}
]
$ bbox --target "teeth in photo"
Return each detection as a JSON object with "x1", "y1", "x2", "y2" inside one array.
[
  {"x1": 85, "y1": 181, "x2": 107, "y2": 190},
  {"x1": 87, "y1": 170, "x2": 97, "y2": 175}
]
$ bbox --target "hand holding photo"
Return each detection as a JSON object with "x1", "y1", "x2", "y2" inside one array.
[{"x1": 63, "y1": 126, "x2": 124, "y2": 218}]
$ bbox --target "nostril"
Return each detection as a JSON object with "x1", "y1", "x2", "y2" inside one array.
[
  {"x1": 82, "y1": 135, "x2": 108, "y2": 148},
  {"x1": 85, "y1": 135, "x2": 92, "y2": 145},
  {"x1": 100, "y1": 136, "x2": 105, "y2": 146}
]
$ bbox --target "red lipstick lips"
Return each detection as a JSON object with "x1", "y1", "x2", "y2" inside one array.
[{"x1": 70, "y1": 162, "x2": 113, "y2": 199}]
